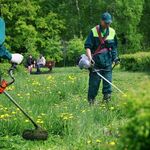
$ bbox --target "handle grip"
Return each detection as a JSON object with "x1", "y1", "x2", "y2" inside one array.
[{"x1": 7, "y1": 63, "x2": 17, "y2": 86}]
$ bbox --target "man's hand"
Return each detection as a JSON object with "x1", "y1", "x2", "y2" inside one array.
[
  {"x1": 90, "y1": 59, "x2": 95, "y2": 67},
  {"x1": 114, "y1": 58, "x2": 120, "y2": 65},
  {"x1": 86, "y1": 48, "x2": 95, "y2": 67}
]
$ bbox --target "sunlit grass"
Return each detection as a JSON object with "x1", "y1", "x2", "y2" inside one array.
[{"x1": 0, "y1": 66, "x2": 148, "y2": 149}]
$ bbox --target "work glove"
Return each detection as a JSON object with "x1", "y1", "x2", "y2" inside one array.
[
  {"x1": 113, "y1": 58, "x2": 120, "y2": 65},
  {"x1": 11, "y1": 53, "x2": 24, "y2": 65}
]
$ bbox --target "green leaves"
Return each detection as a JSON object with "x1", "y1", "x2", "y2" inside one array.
[
  {"x1": 118, "y1": 83, "x2": 150, "y2": 150},
  {"x1": 66, "y1": 37, "x2": 84, "y2": 63},
  {"x1": 0, "y1": 0, "x2": 65, "y2": 62},
  {"x1": 120, "y1": 52, "x2": 150, "y2": 71},
  {"x1": 0, "y1": 0, "x2": 149, "y2": 64}
]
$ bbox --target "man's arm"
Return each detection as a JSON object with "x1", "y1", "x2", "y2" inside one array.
[
  {"x1": 0, "y1": 46, "x2": 23, "y2": 64},
  {"x1": 85, "y1": 31, "x2": 94, "y2": 62},
  {"x1": 0, "y1": 17, "x2": 12, "y2": 60},
  {"x1": 86, "y1": 48, "x2": 92, "y2": 61},
  {"x1": 0, "y1": 18, "x2": 6, "y2": 45},
  {"x1": 0, "y1": 45, "x2": 12, "y2": 60},
  {"x1": 0, "y1": 17, "x2": 23, "y2": 64}
]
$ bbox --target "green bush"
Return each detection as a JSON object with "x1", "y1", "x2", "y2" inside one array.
[
  {"x1": 117, "y1": 80, "x2": 150, "y2": 150},
  {"x1": 118, "y1": 112, "x2": 150, "y2": 150},
  {"x1": 120, "y1": 52, "x2": 150, "y2": 71},
  {"x1": 0, "y1": 63, "x2": 26, "y2": 78},
  {"x1": 66, "y1": 37, "x2": 85, "y2": 66}
]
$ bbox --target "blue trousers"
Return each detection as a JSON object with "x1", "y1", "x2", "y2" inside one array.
[{"x1": 88, "y1": 66, "x2": 112, "y2": 101}]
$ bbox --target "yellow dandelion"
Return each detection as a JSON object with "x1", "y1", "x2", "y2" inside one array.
[
  {"x1": 37, "y1": 116, "x2": 42, "y2": 118},
  {"x1": 26, "y1": 93, "x2": 30, "y2": 96},
  {"x1": 0, "y1": 115, "x2": 5, "y2": 119},
  {"x1": 81, "y1": 110, "x2": 86, "y2": 113},
  {"x1": 87, "y1": 140, "x2": 92, "y2": 144},
  {"x1": 41, "y1": 113, "x2": 46, "y2": 116},
  {"x1": 122, "y1": 94, "x2": 127, "y2": 97},
  {"x1": 109, "y1": 141, "x2": 116, "y2": 146},
  {"x1": 96, "y1": 139, "x2": 101, "y2": 143},
  {"x1": 39, "y1": 121, "x2": 44, "y2": 124},
  {"x1": 63, "y1": 116, "x2": 68, "y2": 120},
  {"x1": 12, "y1": 111, "x2": 16, "y2": 114},
  {"x1": 58, "y1": 91, "x2": 61, "y2": 94},
  {"x1": 4, "y1": 114, "x2": 10, "y2": 117},
  {"x1": 4, "y1": 107, "x2": 8, "y2": 110},
  {"x1": 110, "y1": 107, "x2": 115, "y2": 110},
  {"x1": 25, "y1": 119, "x2": 29, "y2": 123}
]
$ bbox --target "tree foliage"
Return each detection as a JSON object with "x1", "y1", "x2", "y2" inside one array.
[
  {"x1": 0, "y1": 0, "x2": 65, "y2": 62},
  {"x1": 0, "y1": 0, "x2": 149, "y2": 65}
]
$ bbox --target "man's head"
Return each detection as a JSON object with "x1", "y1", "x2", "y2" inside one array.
[
  {"x1": 100, "y1": 12, "x2": 112, "y2": 29},
  {"x1": 29, "y1": 55, "x2": 32, "y2": 58}
]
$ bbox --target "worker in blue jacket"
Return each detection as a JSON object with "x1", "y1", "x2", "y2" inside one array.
[
  {"x1": 0, "y1": 14, "x2": 23, "y2": 64},
  {"x1": 85, "y1": 12, "x2": 120, "y2": 105}
]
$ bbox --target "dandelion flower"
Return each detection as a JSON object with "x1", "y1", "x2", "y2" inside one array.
[
  {"x1": 109, "y1": 141, "x2": 116, "y2": 146},
  {"x1": 96, "y1": 139, "x2": 101, "y2": 143},
  {"x1": 87, "y1": 140, "x2": 92, "y2": 144},
  {"x1": 110, "y1": 107, "x2": 115, "y2": 110},
  {"x1": 25, "y1": 119, "x2": 29, "y2": 123}
]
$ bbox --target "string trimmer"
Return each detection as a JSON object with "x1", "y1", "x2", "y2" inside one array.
[{"x1": 0, "y1": 63, "x2": 48, "y2": 140}]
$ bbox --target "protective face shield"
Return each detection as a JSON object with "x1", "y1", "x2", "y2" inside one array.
[
  {"x1": 11, "y1": 53, "x2": 24, "y2": 64},
  {"x1": 78, "y1": 54, "x2": 91, "y2": 69}
]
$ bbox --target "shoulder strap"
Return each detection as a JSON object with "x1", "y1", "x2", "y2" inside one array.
[
  {"x1": 93, "y1": 26, "x2": 108, "y2": 56},
  {"x1": 96, "y1": 25, "x2": 108, "y2": 44},
  {"x1": 96, "y1": 25, "x2": 104, "y2": 44}
]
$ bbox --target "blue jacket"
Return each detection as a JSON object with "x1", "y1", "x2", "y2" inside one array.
[
  {"x1": 0, "y1": 17, "x2": 12, "y2": 60},
  {"x1": 85, "y1": 25, "x2": 118, "y2": 67}
]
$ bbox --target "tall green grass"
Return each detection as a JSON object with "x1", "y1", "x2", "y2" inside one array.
[{"x1": 0, "y1": 65, "x2": 149, "y2": 150}]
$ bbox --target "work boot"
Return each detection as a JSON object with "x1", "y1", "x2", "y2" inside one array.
[
  {"x1": 102, "y1": 94, "x2": 111, "y2": 103},
  {"x1": 88, "y1": 99, "x2": 95, "y2": 106}
]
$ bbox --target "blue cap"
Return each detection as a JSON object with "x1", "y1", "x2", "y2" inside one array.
[{"x1": 101, "y1": 12, "x2": 112, "y2": 24}]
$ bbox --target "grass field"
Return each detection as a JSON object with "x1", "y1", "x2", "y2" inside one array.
[{"x1": 0, "y1": 66, "x2": 149, "y2": 150}]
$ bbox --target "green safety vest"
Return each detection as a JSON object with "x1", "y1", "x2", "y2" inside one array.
[{"x1": 91, "y1": 26, "x2": 116, "y2": 40}]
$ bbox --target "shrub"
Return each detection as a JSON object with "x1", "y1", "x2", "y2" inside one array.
[
  {"x1": 117, "y1": 80, "x2": 150, "y2": 150},
  {"x1": 120, "y1": 52, "x2": 150, "y2": 71},
  {"x1": 0, "y1": 62, "x2": 26, "y2": 78},
  {"x1": 66, "y1": 37, "x2": 85, "y2": 66},
  {"x1": 118, "y1": 111, "x2": 150, "y2": 150}
]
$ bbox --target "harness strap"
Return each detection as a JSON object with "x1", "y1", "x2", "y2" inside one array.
[{"x1": 93, "y1": 25, "x2": 110, "y2": 56}]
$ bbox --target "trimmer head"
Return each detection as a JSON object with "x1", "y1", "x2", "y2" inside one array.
[{"x1": 22, "y1": 127, "x2": 48, "y2": 141}]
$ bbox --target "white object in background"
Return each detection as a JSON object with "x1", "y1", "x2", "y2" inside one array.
[{"x1": 11, "y1": 54, "x2": 24, "y2": 64}]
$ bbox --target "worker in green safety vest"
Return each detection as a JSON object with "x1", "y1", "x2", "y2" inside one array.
[{"x1": 85, "y1": 12, "x2": 120, "y2": 105}]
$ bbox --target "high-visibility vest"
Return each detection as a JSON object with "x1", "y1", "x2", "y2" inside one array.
[
  {"x1": 92, "y1": 26, "x2": 116, "y2": 41},
  {"x1": 0, "y1": 17, "x2": 6, "y2": 45}
]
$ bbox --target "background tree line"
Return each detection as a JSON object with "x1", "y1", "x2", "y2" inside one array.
[{"x1": 0, "y1": 0, "x2": 149, "y2": 66}]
